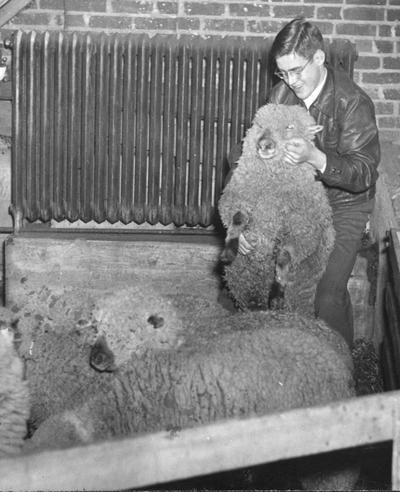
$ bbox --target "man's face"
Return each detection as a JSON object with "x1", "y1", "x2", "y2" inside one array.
[{"x1": 275, "y1": 51, "x2": 324, "y2": 101}]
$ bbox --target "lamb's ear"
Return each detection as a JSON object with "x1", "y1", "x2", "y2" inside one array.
[
  {"x1": 90, "y1": 335, "x2": 117, "y2": 373},
  {"x1": 307, "y1": 124, "x2": 324, "y2": 141},
  {"x1": 220, "y1": 211, "x2": 248, "y2": 264}
]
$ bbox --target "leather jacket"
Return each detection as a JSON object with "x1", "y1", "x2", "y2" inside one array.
[{"x1": 268, "y1": 65, "x2": 380, "y2": 208}]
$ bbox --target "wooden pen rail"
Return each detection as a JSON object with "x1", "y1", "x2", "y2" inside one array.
[{"x1": 0, "y1": 390, "x2": 399, "y2": 491}]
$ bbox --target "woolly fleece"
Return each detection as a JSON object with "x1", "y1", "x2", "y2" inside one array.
[
  {"x1": 218, "y1": 103, "x2": 335, "y2": 313},
  {"x1": 27, "y1": 310, "x2": 354, "y2": 446}
]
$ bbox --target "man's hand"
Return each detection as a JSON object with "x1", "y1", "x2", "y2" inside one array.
[
  {"x1": 238, "y1": 233, "x2": 254, "y2": 255},
  {"x1": 283, "y1": 137, "x2": 327, "y2": 172}
]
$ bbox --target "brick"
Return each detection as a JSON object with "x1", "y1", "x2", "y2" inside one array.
[
  {"x1": 355, "y1": 56, "x2": 380, "y2": 70},
  {"x1": 384, "y1": 89, "x2": 400, "y2": 100},
  {"x1": 135, "y1": 17, "x2": 178, "y2": 30},
  {"x1": 387, "y1": 9, "x2": 400, "y2": 21},
  {"x1": 177, "y1": 17, "x2": 201, "y2": 30},
  {"x1": 378, "y1": 116, "x2": 400, "y2": 128},
  {"x1": 316, "y1": 7, "x2": 342, "y2": 19},
  {"x1": 39, "y1": 0, "x2": 65, "y2": 8},
  {"x1": 375, "y1": 40, "x2": 394, "y2": 53},
  {"x1": 343, "y1": 7, "x2": 384, "y2": 20},
  {"x1": 336, "y1": 23, "x2": 377, "y2": 36},
  {"x1": 157, "y1": 2, "x2": 179, "y2": 15},
  {"x1": 379, "y1": 25, "x2": 394, "y2": 37},
  {"x1": 304, "y1": 0, "x2": 341, "y2": 3},
  {"x1": 89, "y1": 15, "x2": 133, "y2": 29},
  {"x1": 379, "y1": 129, "x2": 400, "y2": 143},
  {"x1": 184, "y1": 2, "x2": 225, "y2": 16},
  {"x1": 346, "y1": 0, "x2": 385, "y2": 4},
  {"x1": 8, "y1": 11, "x2": 63, "y2": 26},
  {"x1": 363, "y1": 72, "x2": 400, "y2": 84},
  {"x1": 67, "y1": 0, "x2": 106, "y2": 11},
  {"x1": 360, "y1": 86, "x2": 381, "y2": 100},
  {"x1": 353, "y1": 39, "x2": 374, "y2": 53},
  {"x1": 374, "y1": 101, "x2": 395, "y2": 115},
  {"x1": 229, "y1": 3, "x2": 270, "y2": 17},
  {"x1": 383, "y1": 57, "x2": 400, "y2": 70},
  {"x1": 247, "y1": 19, "x2": 283, "y2": 34},
  {"x1": 314, "y1": 22, "x2": 334, "y2": 35},
  {"x1": 203, "y1": 18, "x2": 245, "y2": 32},
  {"x1": 352, "y1": 71, "x2": 361, "y2": 85},
  {"x1": 272, "y1": 5, "x2": 314, "y2": 19},
  {"x1": 111, "y1": 0, "x2": 153, "y2": 14},
  {"x1": 64, "y1": 14, "x2": 88, "y2": 28}
]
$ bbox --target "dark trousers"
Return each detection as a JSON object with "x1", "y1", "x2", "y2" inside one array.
[{"x1": 314, "y1": 199, "x2": 375, "y2": 347}]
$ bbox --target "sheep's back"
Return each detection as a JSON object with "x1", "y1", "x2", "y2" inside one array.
[{"x1": 84, "y1": 312, "x2": 354, "y2": 438}]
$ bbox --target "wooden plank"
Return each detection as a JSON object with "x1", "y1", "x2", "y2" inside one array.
[
  {"x1": 388, "y1": 229, "x2": 400, "y2": 302},
  {"x1": 0, "y1": 391, "x2": 398, "y2": 491},
  {"x1": 4, "y1": 235, "x2": 224, "y2": 309},
  {"x1": 370, "y1": 174, "x2": 399, "y2": 348}
]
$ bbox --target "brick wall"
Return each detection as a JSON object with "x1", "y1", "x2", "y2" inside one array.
[{"x1": 1, "y1": 0, "x2": 400, "y2": 143}]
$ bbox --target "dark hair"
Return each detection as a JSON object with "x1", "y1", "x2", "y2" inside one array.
[{"x1": 270, "y1": 17, "x2": 325, "y2": 61}]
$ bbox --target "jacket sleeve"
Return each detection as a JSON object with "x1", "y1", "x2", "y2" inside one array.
[{"x1": 316, "y1": 94, "x2": 380, "y2": 193}]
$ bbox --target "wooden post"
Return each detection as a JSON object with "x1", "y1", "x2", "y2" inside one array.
[
  {"x1": 0, "y1": 391, "x2": 398, "y2": 492},
  {"x1": 392, "y1": 392, "x2": 400, "y2": 490}
]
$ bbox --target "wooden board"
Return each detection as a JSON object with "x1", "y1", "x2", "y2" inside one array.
[
  {"x1": 4, "y1": 234, "x2": 224, "y2": 307},
  {"x1": 0, "y1": 390, "x2": 399, "y2": 491}
]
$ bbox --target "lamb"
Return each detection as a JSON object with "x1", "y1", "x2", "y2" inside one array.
[
  {"x1": 24, "y1": 306, "x2": 358, "y2": 490},
  {"x1": 218, "y1": 103, "x2": 335, "y2": 314},
  {"x1": 0, "y1": 319, "x2": 30, "y2": 457},
  {"x1": 3, "y1": 283, "x2": 229, "y2": 430}
]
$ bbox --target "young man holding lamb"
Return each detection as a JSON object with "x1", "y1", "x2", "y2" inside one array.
[{"x1": 236, "y1": 17, "x2": 380, "y2": 347}]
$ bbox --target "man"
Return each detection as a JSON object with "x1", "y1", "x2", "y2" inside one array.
[{"x1": 236, "y1": 17, "x2": 380, "y2": 347}]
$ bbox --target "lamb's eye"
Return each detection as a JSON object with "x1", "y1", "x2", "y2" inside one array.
[
  {"x1": 286, "y1": 124, "x2": 295, "y2": 130},
  {"x1": 147, "y1": 315, "x2": 164, "y2": 329}
]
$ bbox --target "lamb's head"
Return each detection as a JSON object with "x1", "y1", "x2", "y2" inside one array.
[
  {"x1": 249, "y1": 104, "x2": 319, "y2": 163},
  {"x1": 88, "y1": 286, "x2": 184, "y2": 372}
]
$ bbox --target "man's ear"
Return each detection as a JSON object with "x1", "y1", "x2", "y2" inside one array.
[{"x1": 313, "y1": 48, "x2": 326, "y2": 66}]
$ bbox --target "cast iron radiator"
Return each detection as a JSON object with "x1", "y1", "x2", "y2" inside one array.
[
  {"x1": 9, "y1": 30, "x2": 357, "y2": 232},
  {"x1": 10, "y1": 30, "x2": 272, "y2": 230}
]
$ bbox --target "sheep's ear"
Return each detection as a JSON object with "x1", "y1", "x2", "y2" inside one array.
[{"x1": 90, "y1": 335, "x2": 117, "y2": 373}]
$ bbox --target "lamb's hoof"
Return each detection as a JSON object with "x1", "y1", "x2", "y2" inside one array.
[
  {"x1": 268, "y1": 282, "x2": 285, "y2": 310},
  {"x1": 247, "y1": 296, "x2": 268, "y2": 311},
  {"x1": 217, "y1": 288, "x2": 238, "y2": 312}
]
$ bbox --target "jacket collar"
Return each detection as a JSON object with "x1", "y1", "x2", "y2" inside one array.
[{"x1": 308, "y1": 65, "x2": 336, "y2": 120}]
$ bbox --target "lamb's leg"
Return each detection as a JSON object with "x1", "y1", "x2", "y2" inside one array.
[
  {"x1": 269, "y1": 245, "x2": 295, "y2": 310},
  {"x1": 275, "y1": 246, "x2": 294, "y2": 288}
]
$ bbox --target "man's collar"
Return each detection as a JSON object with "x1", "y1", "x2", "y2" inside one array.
[{"x1": 303, "y1": 67, "x2": 328, "y2": 110}]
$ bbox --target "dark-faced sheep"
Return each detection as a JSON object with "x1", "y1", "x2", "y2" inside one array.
[
  {"x1": 218, "y1": 103, "x2": 334, "y2": 313},
  {"x1": 24, "y1": 304, "x2": 358, "y2": 490}
]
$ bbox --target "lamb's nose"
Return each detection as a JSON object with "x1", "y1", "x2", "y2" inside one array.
[{"x1": 257, "y1": 136, "x2": 276, "y2": 159}]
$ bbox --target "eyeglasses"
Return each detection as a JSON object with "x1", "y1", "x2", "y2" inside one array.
[{"x1": 274, "y1": 58, "x2": 313, "y2": 80}]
